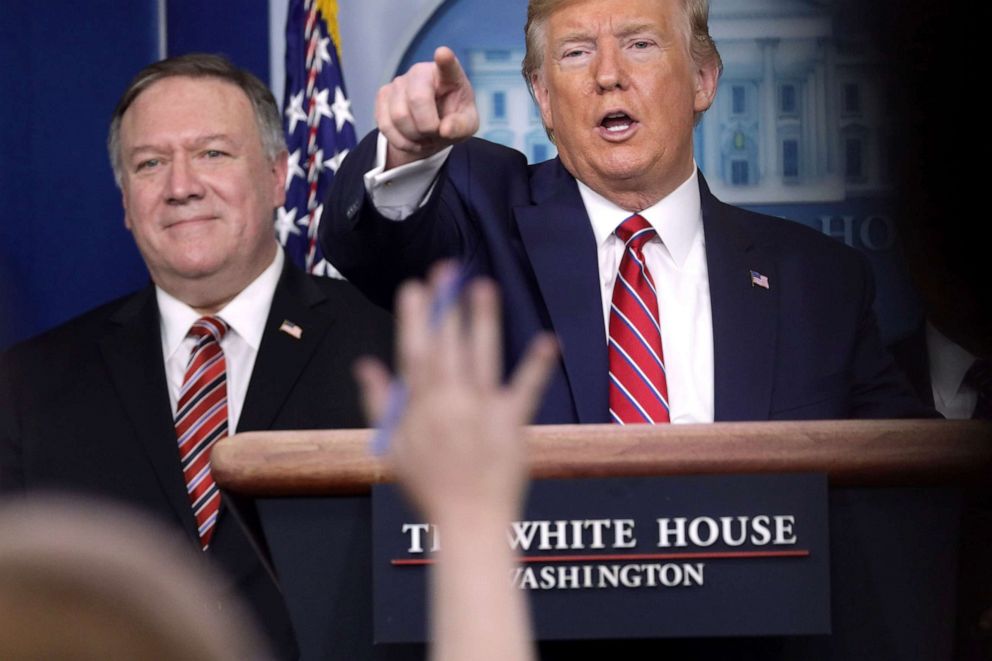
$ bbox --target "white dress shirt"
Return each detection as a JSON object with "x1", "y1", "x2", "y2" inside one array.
[
  {"x1": 926, "y1": 321, "x2": 979, "y2": 419},
  {"x1": 158, "y1": 249, "x2": 284, "y2": 431},
  {"x1": 365, "y1": 135, "x2": 714, "y2": 422}
]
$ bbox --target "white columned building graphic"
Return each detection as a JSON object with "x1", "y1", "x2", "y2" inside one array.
[{"x1": 464, "y1": 0, "x2": 888, "y2": 206}]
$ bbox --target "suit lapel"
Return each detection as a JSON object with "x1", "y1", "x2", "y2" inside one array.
[
  {"x1": 237, "y1": 259, "x2": 335, "y2": 432},
  {"x1": 700, "y1": 176, "x2": 778, "y2": 421},
  {"x1": 515, "y1": 163, "x2": 608, "y2": 423},
  {"x1": 99, "y1": 287, "x2": 199, "y2": 538}
]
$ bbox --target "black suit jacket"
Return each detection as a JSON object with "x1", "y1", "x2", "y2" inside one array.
[
  {"x1": 0, "y1": 256, "x2": 393, "y2": 658},
  {"x1": 323, "y1": 133, "x2": 931, "y2": 423}
]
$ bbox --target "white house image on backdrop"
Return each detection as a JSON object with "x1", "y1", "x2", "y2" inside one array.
[{"x1": 467, "y1": 0, "x2": 891, "y2": 205}]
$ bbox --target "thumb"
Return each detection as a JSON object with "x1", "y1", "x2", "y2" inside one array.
[{"x1": 438, "y1": 108, "x2": 479, "y2": 141}]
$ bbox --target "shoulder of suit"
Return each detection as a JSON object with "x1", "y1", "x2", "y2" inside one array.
[
  {"x1": 303, "y1": 274, "x2": 394, "y2": 319},
  {"x1": 2, "y1": 285, "x2": 155, "y2": 370},
  {"x1": 3, "y1": 288, "x2": 151, "y2": 361},
  {"x1": 453, "y1": 137, "x2": 531, "y2": 173},
  {"x1": 713, "y1": 197, "x2": 865, "y2": 267}
]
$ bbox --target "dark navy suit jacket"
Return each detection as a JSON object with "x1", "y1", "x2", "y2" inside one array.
[
  {"x1": 323, "y1": 133, "x2": 928, "y2": 422},
  {"x1": 0, "y1": 256, "x2": 393, "y2": 659}
]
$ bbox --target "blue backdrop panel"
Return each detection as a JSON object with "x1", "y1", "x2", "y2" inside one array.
[
  {"x1": 166, "y1": 0, "x2": 270, "y2": 85},
  {"x1": 0, "y1": 1, "x2": 160, "y2": 348}
]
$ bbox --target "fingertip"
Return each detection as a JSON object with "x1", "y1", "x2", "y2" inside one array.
[
  {"x1": 433, "y1": 46, "x2": 463, "y2": 82},
  {"x1": 467, "y1": 276, "x2": 498, "y2": 302},
  {"x1": 352, "y1": 356, "x2": 392, "y2": 423},
  {"x1": 427, "y1": 259, "x2": 460, "y2": 286},
  {"x1": 434, "y1": 46, "x2": 455, "y2": 65},
  {"x1": 533, "y1": 332, "x2": 559, "y2": 360},
  {"x1": 352, "y1": 356, "x2": 382, "y2": 384}
]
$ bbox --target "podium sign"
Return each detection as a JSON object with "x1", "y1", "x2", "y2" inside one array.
[{"x1": 373, "y1": 473, "x2": 830, "y2": 642}]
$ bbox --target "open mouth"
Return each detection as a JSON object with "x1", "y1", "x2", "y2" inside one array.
[{"x1": 601, "y1": 112, "x2": 635, "y2": 133}]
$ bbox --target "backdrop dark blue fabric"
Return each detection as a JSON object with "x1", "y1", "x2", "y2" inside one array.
[{"x1": 0, "y1": 0, "x2": 269, "y2": 349}]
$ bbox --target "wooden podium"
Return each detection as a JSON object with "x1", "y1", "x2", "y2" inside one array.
[
  {"x1": 212, "y1": 420, "x2": 991, "y2": 661},
  {"x1": 213, "y1": 419, "x2": 991, "y2": 495}
]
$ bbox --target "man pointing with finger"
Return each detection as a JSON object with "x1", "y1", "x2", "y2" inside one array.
[{"x1": 322, "y1": 0, "x2": 931, "y2": 423}]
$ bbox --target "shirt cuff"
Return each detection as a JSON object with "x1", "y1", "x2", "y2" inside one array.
[{"x1": 363, "y1": 133, "x2": 452, "y2": 221}]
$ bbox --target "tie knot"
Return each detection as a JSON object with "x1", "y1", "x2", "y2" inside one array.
[
  {"x1": 616, "y1": 214, "x2": 656, "y2": 250},
  {"x1": 187, "y1": 316, "x2": 229, "y2": 343}
]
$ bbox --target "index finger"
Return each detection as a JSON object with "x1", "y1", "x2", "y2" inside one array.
[{"x1": 433, "y1": 46, "x2": 466, "y2": 89}]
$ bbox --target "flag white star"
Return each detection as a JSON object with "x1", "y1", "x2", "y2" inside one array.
[
  {"x1": 323, "y1": 149, "x2": 350, "y2": 174},
  {"x1": 313, "y1": 88, "x2": 334, "y2": 122},
  {"x1": 311, "y1": 259, "x2": 346, "y2": 279},
  {"x1": 314, "y1": 37, "x2": 333, "y2": 72},
  {"x1": 285, "y1": 149, "x2": 306, "y2": 191},
  {"x1": 285, "y1": 91, "x2": 307, "y2": 134},
  {"x1": 274, "y1": 206, "x2": 301, "y2": 245},
  {"x1": 330, "y1": 87, "x2": 354, "y2": 132}
]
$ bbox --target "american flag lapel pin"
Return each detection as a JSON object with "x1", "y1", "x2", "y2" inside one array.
[
  {"x1": 279, "y1": 319, "x2": 303, "y2": 340},
  {"x1": 749, "y1": 269, "x2": 770, "y2": 290}
]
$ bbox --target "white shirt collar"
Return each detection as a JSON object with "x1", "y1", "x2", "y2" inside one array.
[
  {"x1": 927, "y1": 320, "x2": 978, "y2": 400},
  {"x1": 157, "y1": 249, "x2": 284, "y2": 359},
  {"x1": 581, "y1": 166, "x2": 702, "y2": 267}
]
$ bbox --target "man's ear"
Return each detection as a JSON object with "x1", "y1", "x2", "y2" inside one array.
[
  {"x1": 693, "y1": 61, "x2": 719, "y2": 113},
  {"x1": 271, "y1": 149, "x2": 289, "y2": 208},
  {"x1": 121, "y1": 189, "x2": 133, "y2": 231},
  {"x1": 531, "y1": 71, "x2": 554, "y2": 132}
]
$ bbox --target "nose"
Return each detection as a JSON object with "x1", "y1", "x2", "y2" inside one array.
[
  {"x1": 165, "y1": 156, "x2": 205, "y2": 204},
  {"x1": 594, "y1": 43, "x2": 627, "y2": 92}
]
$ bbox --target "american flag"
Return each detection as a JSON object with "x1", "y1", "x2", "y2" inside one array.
[
  {"x1": 750, "y1": 270, "x2": 770, "y2": 290},
  {"x1": 277, "y1": 0, "x2": 356, "y2": 276}
]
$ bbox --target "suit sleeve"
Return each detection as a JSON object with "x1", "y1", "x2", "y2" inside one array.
[{"x1": 319, "y1": 130, "x2": 479, "y2": 310}]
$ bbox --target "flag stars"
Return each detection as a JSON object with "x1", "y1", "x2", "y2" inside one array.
[
  {"x1": 314, "y1": 37, "x2": 333, "y2": 73},
  {"x1": 285, "y1": 149, "x2": 306, "y2": 190},
  {"x1": 312, "y1": 88, "x2": 335, "y2": 123},
  {"x1": 274, "y1": 206, "x2": 301, "y2": 245},
  {"x1": 285, "y1": 91, "x2": 308, "y2": 134},
  {"x1": 322, "y1": 149, "x2": 349, "y2": 174},
  {"x1": 331, "y1": 87, "x2": 354, "y2": 132}
]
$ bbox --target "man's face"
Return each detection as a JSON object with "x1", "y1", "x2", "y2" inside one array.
[
  {"x1": 532, "y1": 0, "x2": 717, "y2": 210},
  {"x1": 118, "y1": 76, "x2": 286, "y2": 309}
]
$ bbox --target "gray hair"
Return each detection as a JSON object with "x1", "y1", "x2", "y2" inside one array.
[{"x1": 107, "y1": 53, "x2": 285, "y2": 187}]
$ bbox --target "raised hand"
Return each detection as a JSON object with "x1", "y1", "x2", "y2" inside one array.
[{"x1": 355, "y1": 263, "x2": 556, "y2": 523}]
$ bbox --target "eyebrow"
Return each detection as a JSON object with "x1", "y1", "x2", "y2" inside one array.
[
  {"x1": 127, "y1": 134, "x2": 236, "y2": 156},
  {"x1": 614, "y1": 22, "x2": 658, "y2": 39},
  {"x1": 553, "y1": 22, "x2": 662, "y2": 48}
]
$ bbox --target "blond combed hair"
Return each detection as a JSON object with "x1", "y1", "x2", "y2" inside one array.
[{"x1": 521, "y1": 0, "x2": 723, "y2": 91}]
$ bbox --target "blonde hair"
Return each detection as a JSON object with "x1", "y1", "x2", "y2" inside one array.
[
  {"x1": 522, "y1": 0, "x2": 723, "y2": 92},
  {"x1": 0, "y1": 497, "x2": 271, "y2": 660}
]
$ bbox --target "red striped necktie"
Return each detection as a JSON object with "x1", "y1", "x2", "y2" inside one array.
[
  {"x1": 175, "y1": 316, "x2": 229, "y2": 549},
  {"x1": 608, "y1": 214, "x2": 671, "y2": 424}
]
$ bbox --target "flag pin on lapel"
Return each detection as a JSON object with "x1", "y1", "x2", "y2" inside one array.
[
  {"x1": 279, "y1": 319, "x2": 303, "y2": 340},
  {"x1": 749, "y1": 270, "x2": 770, "y2": 290}
]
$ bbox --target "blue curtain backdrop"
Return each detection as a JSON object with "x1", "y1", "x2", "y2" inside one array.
[
  {"x1": 1, "y1": 0, "x2": 976, "y2": 349},
  {"x1": 0, "y1": 0, "x2": 269, "y2": 349}
]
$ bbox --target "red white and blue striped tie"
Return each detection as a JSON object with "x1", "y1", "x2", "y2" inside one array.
[
  {"x1": 608, "y1": 214, "x2": 670, "y2": 424},
  {"x1": 175, "y1": 316, "x2": 229, "y2": 549}
]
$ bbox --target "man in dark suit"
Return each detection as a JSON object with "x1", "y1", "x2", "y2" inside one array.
[
  {"x1": 321, "y1": 0, "x2": 929, "y2": 423},
  {"x1": 0, "y1": 54, "x2": 392, "y2": 659}
]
